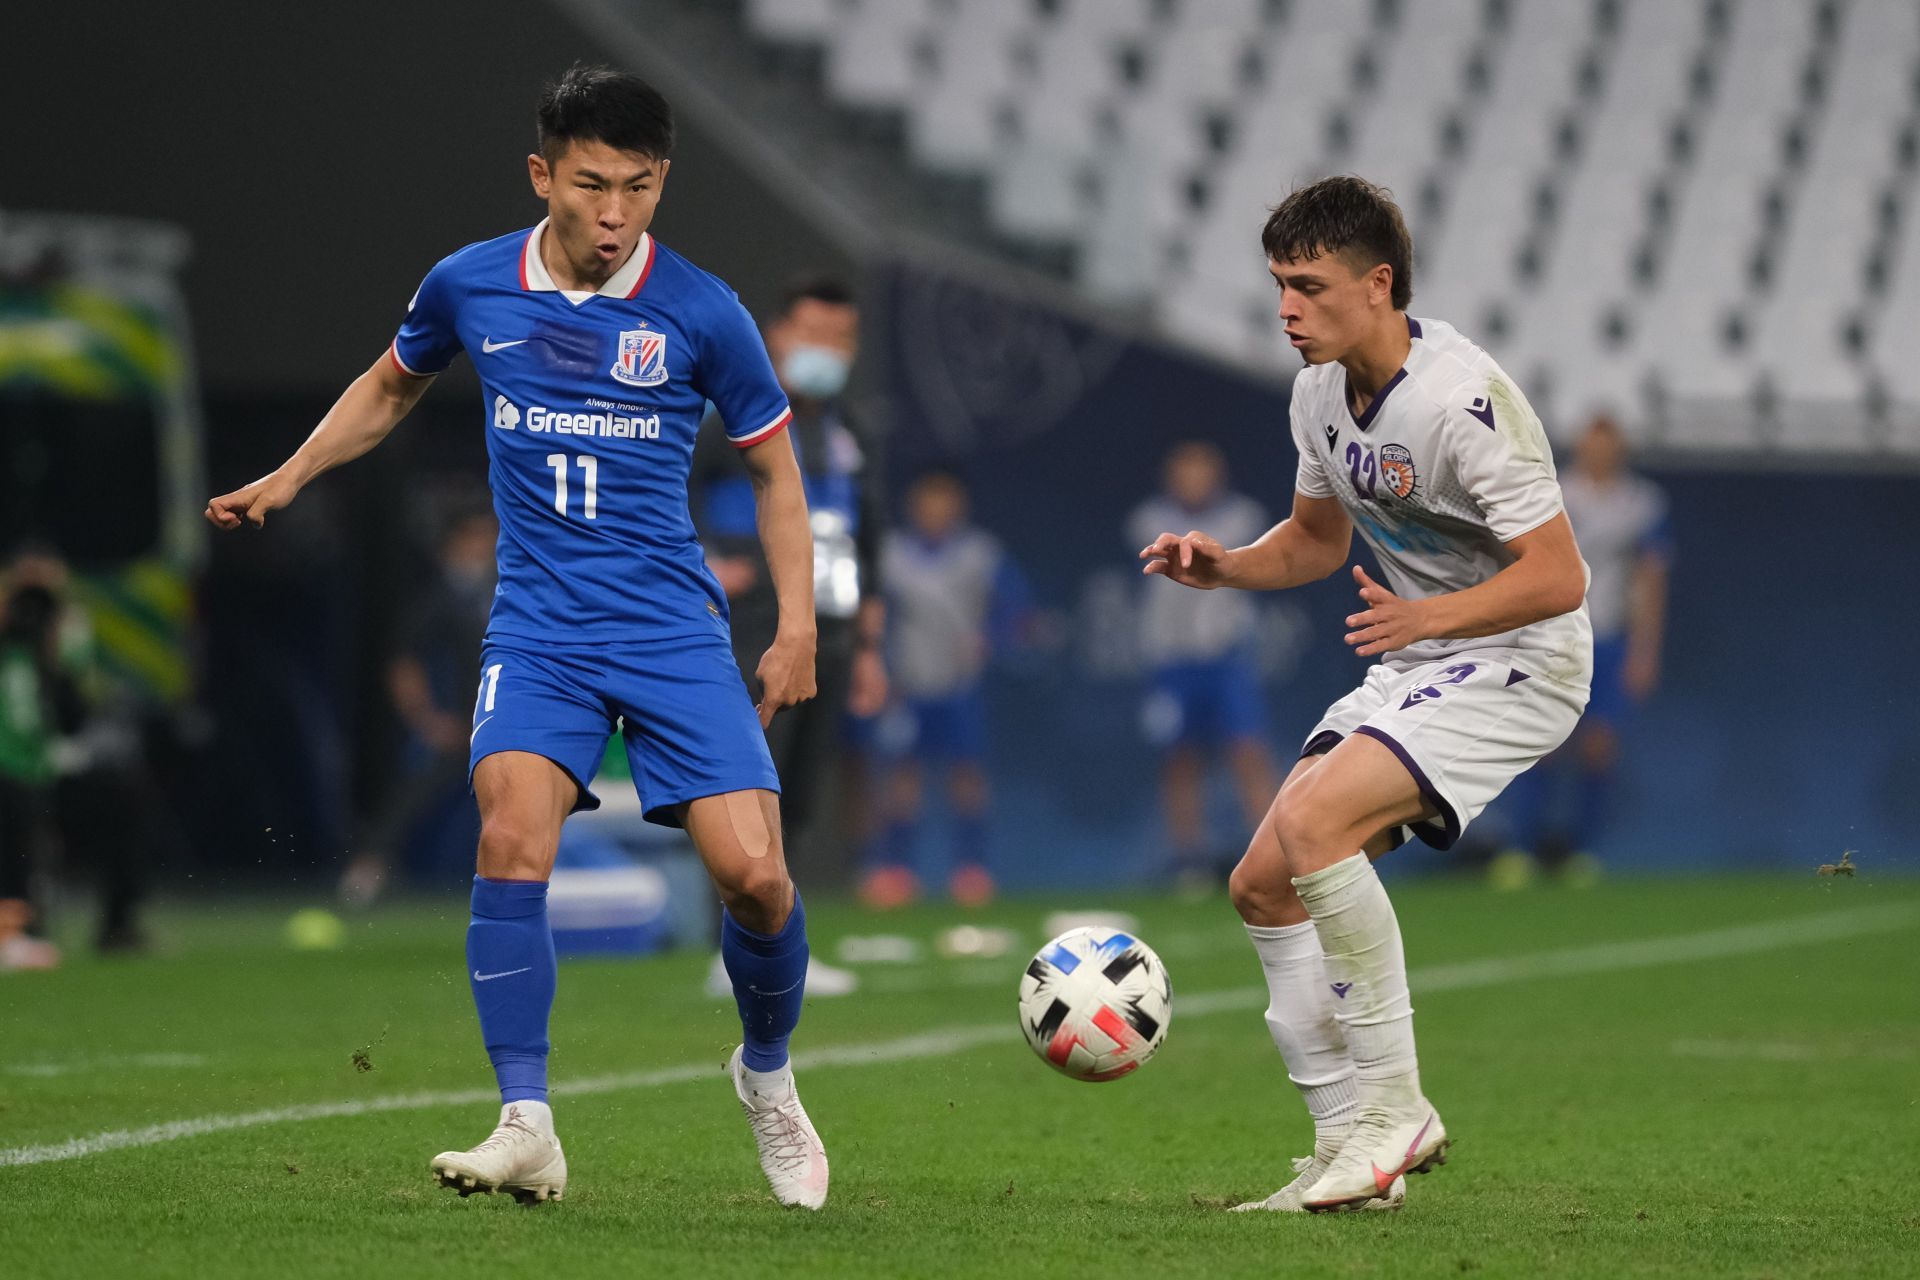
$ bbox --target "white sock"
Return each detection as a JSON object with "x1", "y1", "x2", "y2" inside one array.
[
  {"x1": 1245, "y1": 920, "x2": 1360, "y2": 1153},
  {"x1": 502, "y1": 1099, "x2": 554, "y2": 1133},
  {"x1": 1292, "y1": 854, "x2": 1422, "y2": 1108},
  {"x1": 742, "y1": 1059, "x2": 794, "y2": 1101}
]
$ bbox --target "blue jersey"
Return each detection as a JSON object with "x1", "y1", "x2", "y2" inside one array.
[{"x1": 392, "y1": 220, "x2": 793, "y2": 643}]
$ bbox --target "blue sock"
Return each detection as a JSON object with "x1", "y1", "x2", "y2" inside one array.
[
  {"x1": 467, "y1": 875, "x2": 556, "y2": 1104},
  {"x1": 721, "y1": 893, "x2": 808, "y2": 1072},
  {"x1": 1575, "y1": 769, "x2": 1614, "y2": 850},
  {"x1": 953, "y1": 810, "x2": 989, "y2": 872},
  {"x1": 868, "y1": 816, "x2": 916, "y2": 870},
  {"x1": 1504, "y1": 766, "x2": 1550, "y2": 852}
]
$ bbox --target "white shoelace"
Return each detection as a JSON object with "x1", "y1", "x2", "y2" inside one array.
[
  {"x1": 471, "y1": 1114, "x2": 539, "y2": 1156},
  {"x1": 1321, "y1": 1105, "x2": 1410, "y2": 1179},
  {"x1": 746, "y1": 1097, "x2": 814, "y2": 1171}
]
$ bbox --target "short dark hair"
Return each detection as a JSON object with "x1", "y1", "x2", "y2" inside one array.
[
  {"x1": 778, "y1": 275, "x2": 856, "y2": 317},
  {"x1": 1261, "y1": 176, "x2": 1413, "y2": 310},
  {"x1": 536, "y1": 63, "x2": 674, "y2": 164}
]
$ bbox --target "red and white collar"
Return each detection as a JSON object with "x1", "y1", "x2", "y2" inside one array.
[{"x1": 518, "y1": 218, "x2": 655, "y2": 302}]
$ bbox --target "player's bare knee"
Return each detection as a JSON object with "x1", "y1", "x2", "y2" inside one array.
[
  {"x1": 1268, "y1": 796, "x2": 1323, "y2": 866},
  {"x1": 718, "y1": 862, "x2": 793, "y2": 932},
  {"x1": 1227, "y1": 858, "x2": 1269, "y2": 919},
  {"x1": 475, "y1": 814, "x2": 552, "y2": 881},
  {"x1": 1229, "y1": 857, "x2": 1304, "y2": 926}
]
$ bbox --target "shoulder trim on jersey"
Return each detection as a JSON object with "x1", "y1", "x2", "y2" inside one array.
[
  {"x1": 388, "y1": 338, "x2": 433, "y2": 379},
  {"x1": 729, "y1": 406, "x2": 792, "y2": 448}
]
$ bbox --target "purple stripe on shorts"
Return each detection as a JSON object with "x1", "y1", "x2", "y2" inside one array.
[{"x1": 1352, "y1": 725, "x2": 1462, "y2": 851}]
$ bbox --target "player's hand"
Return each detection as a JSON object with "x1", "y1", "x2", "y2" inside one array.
[
  {"x1": 1139, "y1": 530, "x2": 1234, "y2": 589},
  {"x1": 848, "y1": 647, "x2": 888, "y2": 719},
  {"x1": 206, "y1": 471, "x2": 301, "y2": 531},
  {"x1": 754, "y1": 631, "x2": 817, "y2": 728},
  {"x1": 1344, "y1": 565, "x2": 1431, "y2": 657}
]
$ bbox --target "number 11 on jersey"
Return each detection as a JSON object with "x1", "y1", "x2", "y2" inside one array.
[{"x1": 546, "y1": 453, "x2": 598, "y2": 520}]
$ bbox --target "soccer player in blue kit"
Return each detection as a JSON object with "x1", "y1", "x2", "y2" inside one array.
[{"x1": 204, "y1": 66, "x2": 830, "y2": 1210}]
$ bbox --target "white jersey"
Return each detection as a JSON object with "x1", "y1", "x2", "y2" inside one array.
[
  {"x1": 1560, "y1": 471, "x2": 1668, "y2": 640},
  {"x1": 882, "y1": 528, "x2": 1004, "y2": 698},
  {"x1": 1290, "y1": 315, "x2": 1592, "y2": 687},
  {"x1": 1127, "y1": 491, "x2": 1269, "y2": 664}
]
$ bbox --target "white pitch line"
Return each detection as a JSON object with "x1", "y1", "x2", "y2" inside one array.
[
  {"x1": 3, "y1": 901, "x2": 1914, "y2": 1169},
  {"x1": 4, "y1": 1053, "x2": 210, "y2": 1079},
  {"x1": 1670, "y1": 1038, "x2": 1916, "y2": 1063}
]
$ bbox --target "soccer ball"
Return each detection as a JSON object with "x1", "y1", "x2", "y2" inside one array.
[{"x1": 1018, "y1": 927, "x2": 1171, "y2": 1081}]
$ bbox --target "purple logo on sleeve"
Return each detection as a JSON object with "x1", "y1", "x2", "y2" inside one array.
[{"x1": 1465, "y1": 396, "x2": 1496, "y2": 430}]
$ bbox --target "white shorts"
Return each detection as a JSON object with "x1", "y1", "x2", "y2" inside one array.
[{"x1": 1301, "y1": 652, "x2": 1589, "y2": 850}]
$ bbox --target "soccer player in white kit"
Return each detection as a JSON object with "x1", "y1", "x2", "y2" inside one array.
[{"x1": 1141, "y1": 177, "x2": 1593, "y2": 1211}]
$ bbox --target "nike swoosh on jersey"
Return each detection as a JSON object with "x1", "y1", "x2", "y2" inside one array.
[{"x1": 481, "y1": 337, "x2": 529, "y2": 353}]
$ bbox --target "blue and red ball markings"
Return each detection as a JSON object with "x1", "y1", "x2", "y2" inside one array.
[{"x1": 1025, "y1": 934, "x2": 1161, "y2": 1078}]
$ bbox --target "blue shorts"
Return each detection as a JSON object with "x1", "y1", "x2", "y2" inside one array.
[
  {"x1": 881, "y1": 688, "x2": 989, "y2": 763},
  {"x1": 1583, "y1": 634, "x2": 1631, "y2": 729},
  {"x1": 1142, "y1": 651, "x2": 1267, "y2": 750},
  {"x1": 468, "y1": 631, "x2": 779, "y2": 827}
]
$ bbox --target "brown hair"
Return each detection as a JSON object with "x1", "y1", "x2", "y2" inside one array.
[{"x1": 1261, "y1": 176, "x2": 1413, "y2": 310}]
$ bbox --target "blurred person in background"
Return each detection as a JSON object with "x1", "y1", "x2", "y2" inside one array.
[
  {"x1": 0, "y1": 549, "x2": 135, "y2": 968},
  {"x1": 1493, "y1": 414, "x2": 1670, "y2": 888},
  {"x1": 338, "y1": 507, "x2": 497, "y2": 907},
  {"x1": 692, "y1": 275, "x2": 884, "y2": 996},
  {"x1": 0, "y1": 557, "x2": 67, "y2": 971},
  {"x1": 862, "y1": 470, "x2": 1031, "y2": 908},
  {"x1": 1127, "y1": 442, "x2": 1279, "y2": 891},
  {"x1": 693, "y1": 277, "x2": 887, "y2": 881}
]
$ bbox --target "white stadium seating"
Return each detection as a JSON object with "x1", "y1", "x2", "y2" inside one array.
[{"x1": 744, "y1": 0, "x2": 1920, "y2": 455}]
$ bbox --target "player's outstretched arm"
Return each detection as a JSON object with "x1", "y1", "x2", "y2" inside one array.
[
  {"x1": 1141, "y1": 491, "x2": 1350, "y2": 592},
  {"x1": 205, "y1": 353, "x2": 434, "y2": 530},
  {"x1": 740, "y1": 433, "x2": 817, "y2": 727},
  {"x1": 1342, "y1": 512, "x2": 1587, "y2": 657}
]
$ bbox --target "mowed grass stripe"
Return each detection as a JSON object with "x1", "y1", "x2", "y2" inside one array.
[{"x1": 5, "y1": 900, "x2": 1913, "y2": 1170}]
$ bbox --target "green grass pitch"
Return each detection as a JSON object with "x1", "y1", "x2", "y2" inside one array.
[{"x1": 3, "y1": 875, "x2": 1917, "y2": 1279}]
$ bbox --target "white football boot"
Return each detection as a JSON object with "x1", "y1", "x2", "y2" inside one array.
[
  {"x1": 729, "y1": 1046, "x2": 829, "y2": 1209},
  {"x1": 1232, "y1": 1152, "x2": 1405, "y2": 1213},
  {"x1": 1303, "y1": 1100, "x2": 1448, "y2": 1212},
  {"x1": 430, "y1": 1101, "x2": 568, "y2": 1204}
]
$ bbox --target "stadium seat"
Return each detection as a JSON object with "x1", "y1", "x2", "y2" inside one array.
[
  {"x1": 745, "y1": 0, "x2": 845, "y2": 44},
  {"x1": 741, "y1": 0, "x2": 1920, "y2": 459}
]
